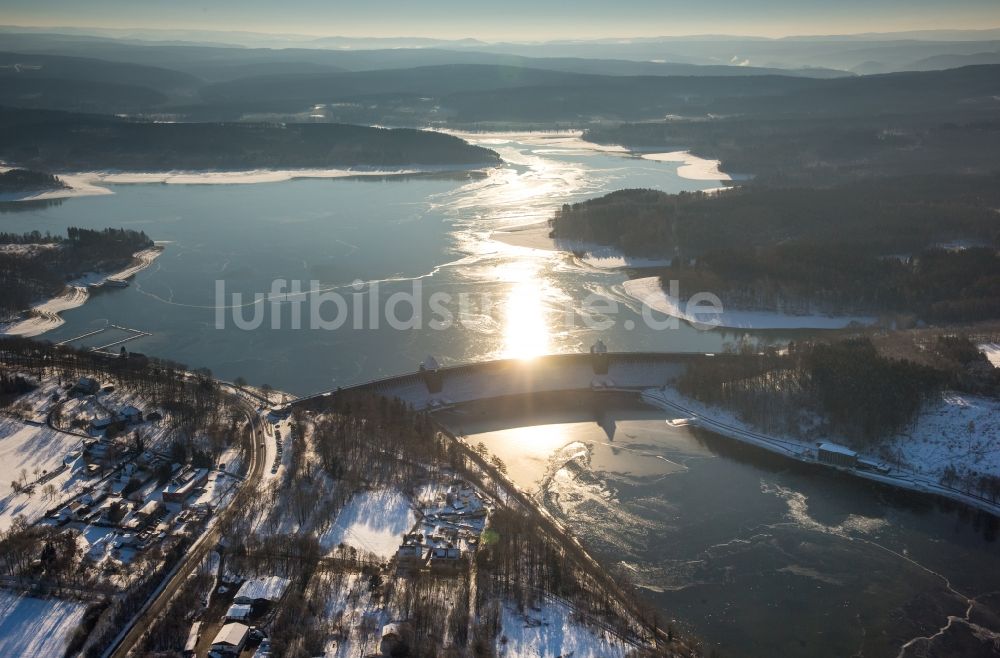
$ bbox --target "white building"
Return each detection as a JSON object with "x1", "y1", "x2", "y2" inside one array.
[
  {"x1": 211, "y1": 622, "x2": 249, "y2": 655},
  {"x1": 233, "y1": 575, "x2": 291, "y2": 605},
  {"x1": 224, "y1": 603, "x2": 252, "y2": 622}
]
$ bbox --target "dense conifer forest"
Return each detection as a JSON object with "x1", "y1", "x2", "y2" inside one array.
[{"x1": 550, "y1": 178, "x2": 1000, "y2": 321}]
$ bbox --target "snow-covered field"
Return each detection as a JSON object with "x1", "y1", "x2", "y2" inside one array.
[
  {"x1": 0, "y1": 418, "x2": 79, "y2": 494},
  {"x1": 0, "y1": 418, "x2": 84, "y2": 530},
  {"x1": 886, "y1": 393, "x2": 1000, "y2": 482},
  {"x1": 497, "y1": 601, "x2": 629, "y2": 658},
  {"x1": 319, "y1": 488, "x2": 415, "y2": 559},
  {"x1": 0, "y1": 590, "x2": 88, "y2": 657},
  {"x1": 622, "y1": 276, "x2": 877, "y2": 329}
]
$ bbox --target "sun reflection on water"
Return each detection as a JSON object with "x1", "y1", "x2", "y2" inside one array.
[{"x1": 497, "y1": 261, "x2": 552, "y2": 360}]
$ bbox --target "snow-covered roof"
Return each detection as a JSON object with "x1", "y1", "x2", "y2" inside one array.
[
  {"x1": 381, "y1": 622, "x2": 404, "y2": 638},
  {"x1": 137, "y1": 500, "x2": 163, "y2": 516},
  {"x1": 120, "y1": 405, "x2": 141, "y2": 416},
  {"x1": 817, "y1": 442, "x2": 857, "y2": 457},
  {"x1": 234, "y1": 575, "x2": 290, "y2": 603},
  {"x1": 225, "y1": 603, "x2": 252, "y2": 620},
  {"x1": 422, "y1": 355, "x2": 440, "y2": 371},
  {"x1": 212, "y1": 622, "x2": 248, "y2": 647},
  {"x1": 184, "y1": 621, "x2": 201, "y2": 652}
]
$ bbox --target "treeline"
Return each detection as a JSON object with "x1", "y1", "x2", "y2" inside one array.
[
  {"x1": 0, "y1": 517, "x2": 85, "y2": 590},
  {"x1": 309, "y1": 392, "x2": 441, "y2": 487},
  {"x1": 0, "y1": 230, "x2": 63, "y2": 245},
  {"x1": 585, "y1": 110, "x2": 1000, "y2": 186},
  {"x1": 0, "y1": 226, "x2": 152, "y2": 318},
  {"x1": 0, "y1": 226, "x2": 150, "y2": 249},
  {"x1": 658, "y1": 245, "x2": 1000, "y2": 322},
  {"x1": 676, "y1": 337, "x2": 961, "y2": 444},
  {"x1": 550, "y1": 176, "x2": 1000, "y2": 256},
  {"x1": 550, "y1": 179, "x2": 1000, "y2": 322},
  {"x1": 0, "y1": 168, "x2": 66, "y2": 194},
  {"x1": 0, "y1": 107, "x2": 500, "y2": 171},
  {"x1": 475, "y1": 507, "x2": 641, "y2": 640}
]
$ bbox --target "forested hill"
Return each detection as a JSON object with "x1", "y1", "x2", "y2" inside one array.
[
  {"x1": 549, "y1": 176, "x2": 1000, "y2": 256},
  {"x1": 550, "y1": 178, "x2": 1000, "y2": 322},
  {"x1": 0, "y1": 107, "x2": 501, "y2": 171}
]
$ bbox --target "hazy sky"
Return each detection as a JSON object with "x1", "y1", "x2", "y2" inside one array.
[{"x1": 3, "y1": 0, "x2": 999, "y2": 40}]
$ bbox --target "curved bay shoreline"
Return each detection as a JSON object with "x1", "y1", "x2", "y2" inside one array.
[{"x1": 1, "y1": 246, "x2": 163, "y2": 338}]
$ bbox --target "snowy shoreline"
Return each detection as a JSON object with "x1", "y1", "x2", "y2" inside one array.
[
  {"x1": 490, "y1": 224, "x2": 675, "y2": 269},
  {"x1": 2, "y1": 246, "x2": 163, "y2": 338},
  {"x1": 622, "y1": 275, "x2": 877, "y2": 330},
  {"x1": 0, "y1": 164, "x2": 492, "y2": 202},
  {"x1": 642, "y1": 388, "x2": 1000, "y2": 518},
  {"x1": 637, "y1": 150, "x2": 733, "y2": 181}
]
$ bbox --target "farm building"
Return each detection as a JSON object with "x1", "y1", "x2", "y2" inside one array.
[{"x1": 233, "y1": 575, "x2": 291, "y2": 605}]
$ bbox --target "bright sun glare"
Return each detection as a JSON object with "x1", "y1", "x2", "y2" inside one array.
[{"x1": 498, "y1": 262, "x2": 552, "y2": 360}]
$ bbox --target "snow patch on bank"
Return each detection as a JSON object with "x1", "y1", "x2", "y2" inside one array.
[
  {"x1": 886, "y1": 393, "x2": 1000, "y2": 482},
  {"x1": 979, "y1": 343, "x2": 1000, "y2": 368},
  {"x1": 2, "y1": 164, "x2": 490, "y2": 202},
  {"x1": 0, "y1": 168, "x2": 113, "y2": 202},
  {"x1": 91, "y1": 165, "x2": 481, "y2": 187},
  {"x1": 557, "y1": 241, "x2": 672, "y2": 270},
  {"x1": 639, "y1": 151, "x2": 732, "y2": 181},
  {"x1": 622, "y1": 276, "x2": 876, "y2": 329}
]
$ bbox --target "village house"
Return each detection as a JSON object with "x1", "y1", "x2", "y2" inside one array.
[
  {"x1": 161, "y1": 468, "x2": 209, "y2": 505},
  {"x1": 120, "y1": 404, "x2": 143, "y2": 423},
  {"x1": 430, "y1": 546, "x2": 464, "y2": 573},
  {"x1": 396, "y1": 543, "x2": 425, "y2": 569},
  {"x1": 126, "y1": 500, "x2": 165, "y2": 531},
  {"x1": 224, "y1": 603, "x2": 252, "y2": 623},
  {"x1": 210, "y1": 622, "x2": 249, "y2": 656},
  {"x1": 379, "y1": 622, "x2": 411, "y2": 657},
  {"x1": 233, "y1": 575, "x2": 291, "y2": 607},
  {"x1": 74, "y1": 377, "x2": 100, "y2": 395}
]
